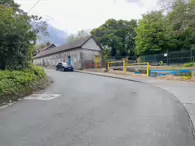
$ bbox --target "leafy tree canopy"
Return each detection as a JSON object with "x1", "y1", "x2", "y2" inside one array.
[
  {"x1": 0, "y1": 0, "x2": 19, "y2": 10},
  {"x1": 165, "y1": 0, "x2": 195, "y2": 50},
  {"x1": 91, "y1": 19, "x2": 137, "y2": 59},
  {"x1": 67, "y1": 30, "x2": 90, "y2": 44},
  {"x1": 135, "y1": 0, "x2": 195, "y2": 56},
  {"x1": 0, "y1": 1, "x2": 47, "y2": 70},
  {"x1": 135, "y1": 11, "x2": 172, "y2": 55}
]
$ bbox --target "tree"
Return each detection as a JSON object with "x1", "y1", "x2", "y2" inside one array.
[
  {"x1": 0, "y1": 0, "x2": 20, "y2": 10},
  {"x1": 67, "y1": 29, "x2": 90, "y2": 43},
  {"x1": 158, "y1": 0, "x2": 195, "y2": 49},
  {"x1": 165, "y1": 0, "x2": 195, "y2": 50},
  {"x1": 135, "y1": 0, "x2": 195, "y2": 56},
  {"x1": 91, "y1": 19, "x2": 137, "y2": 59},
  {"x1": 33, "y1": 43, "x2": 48, "y2": 56},
  {"x1": 67, "y1": 34, "x2": 76, "y2": 44},
  {"x1": 135, "y1": 11, "x2": 177, "y2": 56},
  {"x1": 77, "y1": 30, "x2": 90, "y2": 38},
  {"x1": 0, "y1": 2, "x2": 47, "y2": 70}
]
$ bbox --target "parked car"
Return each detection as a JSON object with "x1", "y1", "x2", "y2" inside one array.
[{"x1": 56, "y1": 62, "x2": 74, "y2": 71}]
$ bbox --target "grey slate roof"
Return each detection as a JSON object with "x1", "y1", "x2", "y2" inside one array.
[
  {"x1": 34, "y1": 35, "x2": 92, "y2": 59},
  {"x1": 40, "y1": 44, "x2": 56, "y2": 52}
]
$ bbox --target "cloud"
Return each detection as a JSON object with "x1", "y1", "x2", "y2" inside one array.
[
  {"x1": 126, "y1": 0, "x2": 140, "y2": 3},
  {"x1": 126, "y1": 0, "x2": 159, "y2": 10},
  {"x1": 15, "y1": 0, "x2": 159, "y2": 34},
  {"x1": 125, "y1": 0, "x2": 143, "y2": 7}
]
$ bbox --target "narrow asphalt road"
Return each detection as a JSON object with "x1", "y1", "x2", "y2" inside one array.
[{"x1": 0, "y1": 69, "x2": 195, "y2": 146}]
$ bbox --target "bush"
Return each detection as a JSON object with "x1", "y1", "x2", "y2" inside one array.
[
  {"x1": 23, "y1": 65, "x2": 46, "y2": 79},
  {"x1": 0, "y1": 65, "x2": 47, "y2": 104},
  {"x1": 183, "y1": 62, "x2": 195, "y2": 67}
]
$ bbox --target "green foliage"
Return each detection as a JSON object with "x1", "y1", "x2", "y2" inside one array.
[
  {"x1": 135, "y1": 11, "x2": 169, "y2": 55},
  {"x1": 91, "y1": 19, "x2": 137, "y2": 58},
  {"x1": 183, "y1": 62, "x2": 195, "y2": 67},
  {"x1": 165, "y1": 0, "x2": 195, "y2": 50},
  {"x1": 0, "y1": 1, "x2": 47, "y2": 70},
  {"x1": 68, "y1": 30, "x2": 90, "y2": 43},
  {"x1": 23, "y1": 65, "x2": 46, "y2": 79},
  {"x1": 33, "y1": 43, "x2": 49, "y2": 56},
  {"x1": 135, "y1": 0, "x2": 195, "y2": 56},
  {"x1": 159, "y1": 61, "x2": 164, "y2": 66},
  {"x1": 102, "y1": 47, "x2": 111, "y2": 60},
  {"x1": 0, "y1": 0, "x2": 19, "y2": 10},
  {"x1": 0, "y1": 66, "x2": 47, "y2": 103}
]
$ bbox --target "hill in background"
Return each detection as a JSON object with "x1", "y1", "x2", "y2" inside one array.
[{"x1": 37, "y1": 23, "x2": 68, "y2": 46}]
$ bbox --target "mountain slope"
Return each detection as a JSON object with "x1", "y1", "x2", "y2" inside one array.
[{"x1": 38, "y1": 23, "x2": 68, "y2": 46}]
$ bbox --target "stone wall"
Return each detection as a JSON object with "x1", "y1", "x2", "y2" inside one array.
[
  {"x1": 82, "y1": 49, "x2": 102, "y2": 61},
  {"x1": 33, "y1": 48, "x2": 102, "y2": 69},
  {"x1": 34, "y1": 48, "x2": 81, "y2": 69},
  {"x1": 81, "y1": 49, "x2": 102, "y2": 69}
]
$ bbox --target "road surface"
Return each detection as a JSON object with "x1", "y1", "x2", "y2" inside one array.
[{"x1": 0, "y1": 69, "x2": 195, "y2": 146}]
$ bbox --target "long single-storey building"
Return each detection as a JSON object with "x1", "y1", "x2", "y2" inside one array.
[{"x1": 33, "y1": 35, "x2": 103, "y2": 69}]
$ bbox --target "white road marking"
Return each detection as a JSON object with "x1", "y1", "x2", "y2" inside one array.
[
  {"x1": 25, "y1": 94, "x2": 61, "y2": 101},
  {"x1": 0, "y1": 94, "x2": 60, "y2": 110},
  {"x1": 0, "y1": 105, "x2": 8, "y2": 110}
]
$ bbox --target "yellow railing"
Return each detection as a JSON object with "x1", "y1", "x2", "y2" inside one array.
[
  {"x1": 126, "y1": 62, "x2": 150, "y2": 76},
  {"x1": 107, "y1": 59, "x2": 150, "y2": 76},
  {"x1": 107, "y1": 60, "x2": 123, "y2": 70}
]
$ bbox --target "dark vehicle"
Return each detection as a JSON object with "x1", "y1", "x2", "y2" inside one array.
[{"x1": 56, "y1": 62, "x2": 74, "y2": 71}]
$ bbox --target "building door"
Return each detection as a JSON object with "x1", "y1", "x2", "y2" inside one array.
[
  {"x1": 68, "y1": 56, "x2": 72, "y2": 65},
  {"x1": 95, "y1": 55, "x2": 100, "y2": 68}
]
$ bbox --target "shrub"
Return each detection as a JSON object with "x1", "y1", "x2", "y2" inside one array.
[
  {"x1": 23, "y1": 65, "x2": 46, "y2": 79},
  {"x1": 183, "y1": 62, "x2": 195, "y2": 67},
  {"x1": 0, "y1": 65, "x2": 47, "y2": 104}
]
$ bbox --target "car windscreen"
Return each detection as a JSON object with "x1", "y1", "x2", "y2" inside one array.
[{"x1": 62, "y1": 62, "x2": 68, "y2": 67}]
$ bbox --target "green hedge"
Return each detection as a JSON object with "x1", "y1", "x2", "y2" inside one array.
[{"x1": 0, "y1": 65, "x2": 47, "y2": 104}]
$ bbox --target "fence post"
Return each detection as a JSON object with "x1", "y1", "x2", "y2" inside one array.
[
  {"x1": 137, "y1": 57, "x2": 141, "y2": 63},
  {"x1": 123, "y1": 58, "x2": 127, "y2": 73},
  {"x1": 167, "y1": 50, "x2": 169, "y2": 65},
  {"x1": 190, "y1": 49, "x2": 193, "y2": 62},
  {"x1": 147, "y1": 62, "x2": 150, "y2": 77},
  {"x1": 107, "y1": 62, "x2": 110, "y2": 70}
]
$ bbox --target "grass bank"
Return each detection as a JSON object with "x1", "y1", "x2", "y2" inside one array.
[{"x1": 0, "y1": 65, "x2": 49, "y2": 105}]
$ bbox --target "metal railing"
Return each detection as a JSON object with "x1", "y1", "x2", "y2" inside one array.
[{"x1": 140, "y1": 50, "x2": 195, "y2": 65}]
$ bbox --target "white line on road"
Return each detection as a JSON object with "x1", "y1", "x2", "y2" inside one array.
[{"x1": 25, "y1": 94, "x2": 61, "y2": 101}]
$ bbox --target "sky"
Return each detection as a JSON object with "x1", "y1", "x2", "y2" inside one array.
[{"x1": 15, "y1": 0, "x2": 159, "y2": 35}]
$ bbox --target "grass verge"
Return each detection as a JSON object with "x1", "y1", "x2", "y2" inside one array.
[{"x1": 0, "y1": 65, "x2": 49, "y2": 105}]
